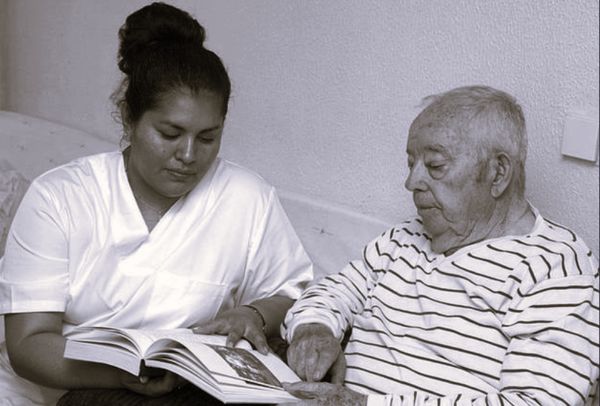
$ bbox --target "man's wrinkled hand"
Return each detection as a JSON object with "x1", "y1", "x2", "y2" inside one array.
[
  {"x1": 192, "y1": 306, "x2": 270, "y2": 354},
  {"x1": 281, "y1": 381, "x2": 367, "y2": 406},
  {"x1": 287, "y1": 323, "x2": 344, "y2": 382}
]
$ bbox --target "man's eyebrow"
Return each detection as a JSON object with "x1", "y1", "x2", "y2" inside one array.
[{"x1": 425, "y1": 144, "x2": 450, "y2": 154}]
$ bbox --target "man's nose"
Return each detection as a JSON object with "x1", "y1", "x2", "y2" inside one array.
[
  {"x1": 404, "y1": 163, "x2": 427, "y2": 191},
  {"x1": 175, "y1": 135, "x2": 196, "y2": 164}
]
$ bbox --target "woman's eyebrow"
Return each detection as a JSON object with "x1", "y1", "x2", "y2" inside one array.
[
  {"x1": 197, "y1": 125, "x2": 222, "y2": 134},
  {"x1": 157, "y1": 121, "x2": 221, "y2": 133},
  {"x1": 157, "y1": 121, "x2": 184, "y2": 130}
]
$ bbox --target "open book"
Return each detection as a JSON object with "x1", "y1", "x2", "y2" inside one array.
[{"x1": 64, "y1": 326, "x2": 300, "y2": 404}]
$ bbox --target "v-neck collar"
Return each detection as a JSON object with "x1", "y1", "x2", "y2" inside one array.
[{"x1": 111, "y1": 152, "x2": 220, "y2": 263}]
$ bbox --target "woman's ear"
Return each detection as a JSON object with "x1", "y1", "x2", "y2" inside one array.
[
  {"x1": 490, "y1": 152, "x2": 513, "y2": 198},
  {"x1": 120, "y1": 104, "x2": 132, "y2": 137}
]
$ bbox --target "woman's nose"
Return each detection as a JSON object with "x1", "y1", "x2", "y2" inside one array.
[{"x1": 175, "y1": 135, "x2": 196, "y2": 164}]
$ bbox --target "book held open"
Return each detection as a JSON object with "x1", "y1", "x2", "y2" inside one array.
[{"x1": 64, "y1": 326, "x2": 300, "y2": 404}]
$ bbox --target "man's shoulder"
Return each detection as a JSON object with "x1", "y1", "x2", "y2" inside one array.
[
  {"x1": 364, "y1": 217, "x2": 434, "y2": 261},
  {"x1": 376, "y1": 218, "x2": 431, "y2": 246},
  {"x1": 497, "y1": 216, "x2": 597, "y2": 279},
  {"x1": 532, "y1": 217, "x2": 594, "y2": 258}
]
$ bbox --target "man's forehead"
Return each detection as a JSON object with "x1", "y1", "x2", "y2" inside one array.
[{"x1": 407, "y1": 125, "x2": 463, "y2": 155}]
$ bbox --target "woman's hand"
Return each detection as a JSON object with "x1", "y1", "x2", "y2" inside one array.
[
  {"x1": 119, "y1": 368, "x2": 186, "y2": 397},
  {"x1": 192, "y1": 306, "x2": 270, "y2": 354},
  {"x1": 280, "y1": 382, "x2": 367, "y2": 406}
]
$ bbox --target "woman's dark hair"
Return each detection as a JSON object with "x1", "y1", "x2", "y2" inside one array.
[{"x1": 113, "y1": 2, "x2": 231, "y2": 135}]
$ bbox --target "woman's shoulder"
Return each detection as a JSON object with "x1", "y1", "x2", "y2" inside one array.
[
  {"x1": 31, "y1": 151, "x2": 121, "y2": 191},
  {"x1": 213, "y1": 158, "x2": 274, "y2": 195}
]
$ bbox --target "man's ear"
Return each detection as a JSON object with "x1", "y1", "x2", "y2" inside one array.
[{"x1": 490, "y1": 152, "x2": 513, "y2": 198}]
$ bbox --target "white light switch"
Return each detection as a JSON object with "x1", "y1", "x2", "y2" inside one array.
[{"x1": 561, "y1": 112, "x2": 599, "y2": 162}]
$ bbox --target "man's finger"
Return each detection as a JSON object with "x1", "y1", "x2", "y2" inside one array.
[
  {"x1": 310, "y1": 347, "x2": 340, "y2": 382},
  {"x1": 304, "y1": 349, "x2": 319, "y2": 382},
  {"x1": 287, "y1": 344, "x2": 307, "y2": 380},
  {"x1": 283, "y1": 381, "x2": 337, "y2": 398},
  {"x1": 329, "y1": 353, "x2": 346, "y2": 384}
]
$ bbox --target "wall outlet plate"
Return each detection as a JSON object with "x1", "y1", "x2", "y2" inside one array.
[{"x1": 561, "y1": 112, "x2": 599, "y2": 163}]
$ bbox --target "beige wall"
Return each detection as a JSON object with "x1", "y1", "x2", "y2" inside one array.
[
  {"x1": 2, "y1": 0, "x2": 599, "y2": 256},
  {"x1": 0, "y1": 0, "x2": 6, "y2": 109}
]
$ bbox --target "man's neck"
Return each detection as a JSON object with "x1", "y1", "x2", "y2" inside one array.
[{"x1": 433, "y1": 198, "x2": 536, "y2": 256}]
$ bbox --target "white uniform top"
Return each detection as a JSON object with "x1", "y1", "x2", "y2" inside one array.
[{"x1": 0, "y1": 151, "x2": 313, "y2": 405}]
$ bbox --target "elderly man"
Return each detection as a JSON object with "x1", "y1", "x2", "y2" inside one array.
[{"x1": 282, "y1": 86, "x2": 599, "y2": 405}]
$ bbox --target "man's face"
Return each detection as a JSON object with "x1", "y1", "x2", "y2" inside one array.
[{"x1": 404, "y1": 118, "x2": 494, "y2": 252}]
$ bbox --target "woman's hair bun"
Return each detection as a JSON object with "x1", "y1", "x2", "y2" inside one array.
[{"x1": 118, "y1": 2, "x2": 206, "y2": 75}]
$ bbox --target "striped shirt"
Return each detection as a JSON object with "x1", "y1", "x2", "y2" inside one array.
[{"x1": 283, "y1": 210, "x2": 599, "y2": 405}]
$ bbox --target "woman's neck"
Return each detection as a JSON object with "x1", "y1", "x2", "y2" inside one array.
[{"x1": 123, "y1": 149, "x2": 177, "y2": 230}]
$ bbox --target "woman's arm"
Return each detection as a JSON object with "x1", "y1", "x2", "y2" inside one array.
[
  {"x1": 5, "y1": 312, "x2": 122, "y2": 389},
  {"x1": 246, "y1": 295, "x2": 294, "y2": 338},
  {"x1": 5, "y1": 312, "x2": 182, "y2": 396}
]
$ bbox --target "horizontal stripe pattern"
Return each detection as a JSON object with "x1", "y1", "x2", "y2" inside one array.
[{"x1": 284, "y1": 215, "x2": 599, "y2": 405}]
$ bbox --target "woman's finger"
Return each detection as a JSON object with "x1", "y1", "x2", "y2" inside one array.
[
  {"x1": 192, "y1": 319, "x2": 225, "y2": 334},
  {"x1": 244, "y1": 326, "x2": 270, "y2": 355},
  {"x1": 226, "y1": 329, "x2": 243, "y2": 348}
]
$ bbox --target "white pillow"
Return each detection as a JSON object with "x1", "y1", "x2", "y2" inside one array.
[{"x1": 0, "y1": 159, "x2": 30, "y2": 256}]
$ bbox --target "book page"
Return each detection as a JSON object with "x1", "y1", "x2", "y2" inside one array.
[
  {"x1": 64, "y1": 327, "x2": 196, "y2": 375},
  {"x1": 146, "y1": 338, "x2": 299, "y2": 388},
  {"x1": 66, "y1": 326, "x2": 252, "y2": 353},
  {"x1": 65, "y1": 326, "x2": 299, "y2": 403}
]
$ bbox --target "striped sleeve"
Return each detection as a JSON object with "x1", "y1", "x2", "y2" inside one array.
[
  {"x1": 282, "y1": 231, "x2": 388, "y2": 341},
  {"x1": 366, "y1": 264, "x2": 599, "y2": 406}
]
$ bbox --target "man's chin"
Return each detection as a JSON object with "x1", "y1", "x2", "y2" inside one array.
[{"x1": 420, "y1": 216, "x2": 444, "y2": 236}]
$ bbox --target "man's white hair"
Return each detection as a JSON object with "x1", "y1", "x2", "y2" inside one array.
[{"x1": 413, "y1": 85, "x2": 527, "y2": 197}]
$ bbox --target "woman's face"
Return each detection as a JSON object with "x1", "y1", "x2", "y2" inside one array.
[{"x1": 127, "y1": 88, "x2": 224, "y2": 201}]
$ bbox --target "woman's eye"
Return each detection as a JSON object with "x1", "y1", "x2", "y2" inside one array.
[{"x1": 159, "y1": 131, "x2": 180, "y2": 139}]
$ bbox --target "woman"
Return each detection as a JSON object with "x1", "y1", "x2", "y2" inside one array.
[{"x1": 0, "y1": 3, "x2": 312, "y2": 404}]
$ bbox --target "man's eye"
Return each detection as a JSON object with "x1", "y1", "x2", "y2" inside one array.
[{"x1": 427, "y1": 163, "x2": 446, "y2": 177}]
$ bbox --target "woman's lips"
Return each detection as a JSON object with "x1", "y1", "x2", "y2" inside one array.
[{"x1": 166, "y1": 169, "x2": 196, "y2": 180}]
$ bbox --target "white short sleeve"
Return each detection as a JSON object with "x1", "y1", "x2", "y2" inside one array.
[
  {"x1": 237, "y1": 188, "x2": 313, "y2": 304},
  {"x1": 0, "y1": 180, "x2": 69, "y2": 314}
]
